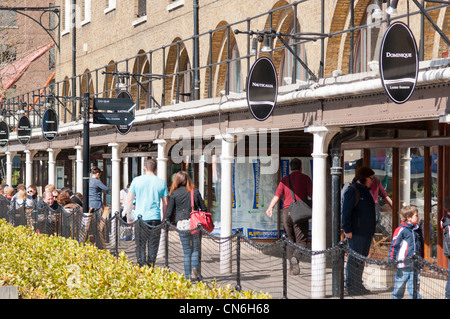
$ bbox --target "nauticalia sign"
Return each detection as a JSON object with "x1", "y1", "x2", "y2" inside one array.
[
  {"x1": 246, "y1": 57, "x2": 278, "y2": 121},
  {"x1": 380, "y1": 21, "x2": 418, "y2": 104}
]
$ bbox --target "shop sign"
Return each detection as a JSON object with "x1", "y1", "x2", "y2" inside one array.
[
  {"x1": 42, "y1": 108, "x2": 58, "y2": 141},
  {"x1": 380, "y1": 21, "x2": 418, "y2": 104},
  {"x1": 0, "y1": 121, "x2": 9, "y2": 147},
  {"x1": 115, "y1": 90, "x2": 134, "y2": 135},
  {"x1": 246, "y1": 57, "x2": 278, "y2": 121},
  {"x1": 17, "y1": 115, "x2": 31, "y2": 145}
]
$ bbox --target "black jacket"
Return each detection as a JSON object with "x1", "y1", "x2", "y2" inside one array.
[
  {"x1": 166, "y1": 186, "x2": 207, "y2": 223},
  {"x1": 341, "y1": 180, "x2": 376, "y2": 237},
  {"x1": 441, "y1": 212, "x2": 450, "y2": 258}
]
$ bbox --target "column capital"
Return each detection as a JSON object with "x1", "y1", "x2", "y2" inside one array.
[{"x1": 305, "y1": 125, "x2": 340, "y2": 157}]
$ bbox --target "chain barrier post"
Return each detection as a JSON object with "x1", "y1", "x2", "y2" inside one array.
[
  {"x1": 164, "y1": 221, "x2": 169, "y2": 268},
  {"x1": 235, "y1": 229, "x2": 242, "y2": 292},
  {"x1": 282, "y1": 234, "x2": 287, "y2": 299},
  {"x1": 338, "y1": 241, "x2": 346, "y2": 299},
  {"x1": 413, "y1": 254, "x2": 419, "y2": 299}
]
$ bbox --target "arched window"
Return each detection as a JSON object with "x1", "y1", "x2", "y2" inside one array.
[
  {"x1": 228, "y1": 43, "x2": 241, "y2": 93},
  {"x1": 353, "y1": 0, "x2": 386, "y2": 73},
  {"x1": 279, "y1": 32, "x2": 308, "y2": 85}
]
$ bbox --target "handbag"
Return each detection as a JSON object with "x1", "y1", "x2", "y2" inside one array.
[
  {"x1": 287, "y1": 175, "x2": 312, "y2": 223},
  {"x1": 189, "y1": 189, "x2": 214, "y2": 233}
]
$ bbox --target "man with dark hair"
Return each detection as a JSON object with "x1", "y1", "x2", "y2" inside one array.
[
  {"x1": 123, "y1": 157, "x2": 169, "y2": 267},
  {"x1": 266, "y1": 158, "x2": 312, "y2": 275},
  {"x1": 341, "y1": 166, "x2": 376, "y2": 295}
]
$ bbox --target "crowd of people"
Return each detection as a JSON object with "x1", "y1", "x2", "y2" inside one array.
[
  {"x1": 0, "y1": 182, "x2": 84, "y2": 213},
  {"x1": 1, "y1": 159, "x2": 449, "y2": 297}
]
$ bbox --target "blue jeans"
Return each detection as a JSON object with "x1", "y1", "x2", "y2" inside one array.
[
  {"x1": 392, "y1": 267, "x2": 421, "y2": 299},
  {"x1": 179, "y1": 231, "x2": 199, "y2": 279},
  {"x1": 135, "y1": 220, "x2": 161, "y2": 267}
]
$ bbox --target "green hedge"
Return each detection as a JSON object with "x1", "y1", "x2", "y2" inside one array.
[{"x1": 0, "y1": 220, "x2": 270, "y2": 299}]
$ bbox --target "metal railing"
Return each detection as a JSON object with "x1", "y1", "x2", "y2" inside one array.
[{"x1": 1, "y1": 198, "x2": 449, "y2": 299}]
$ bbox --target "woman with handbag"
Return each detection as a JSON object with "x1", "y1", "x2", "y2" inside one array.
[{"x1": 167, "y1": 171, "x2": 207, "y2": 280}]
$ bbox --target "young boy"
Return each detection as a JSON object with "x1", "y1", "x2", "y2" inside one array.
[
  {"x1": 388, "y1": 205, "x2": 424, "y2": 299},
  {"x1": 440, "y1": 197, "x2": 450, "y2": 299}
]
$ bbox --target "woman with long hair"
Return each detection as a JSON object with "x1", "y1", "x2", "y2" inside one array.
[{"x1": 167, "y1": 170, "x2": 207, "y2": 280}]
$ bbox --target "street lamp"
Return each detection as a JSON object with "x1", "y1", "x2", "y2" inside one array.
[
  {"x1": 386, "y1": 0, "x2": 399, "y2": 16},
  {"x1": 372, "y1": 0, "x2": 384, "y2": 19},
  {"x1": 261, "y1": 35, "x2": 272, "y2": 53}
]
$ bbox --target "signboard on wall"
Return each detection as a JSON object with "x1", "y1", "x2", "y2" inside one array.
[
  {"x1": 380, "y1": 21, "x2": 418, "y2": 104},
  {"x1": 115, "y1": 90, "x2": 135, "y2": 135},
  {"x1": 42, "y1": 108, "x2": 58, "y2": 141},
  {"x1": 17, "y1": 115, "x2": 31, "y2": 145},
  {"x1": 246, "y1": 57, "x2": 278, "y2": 121},
  {"x1": 0, "y1": 121, "x2": 9, "y2": 147}
]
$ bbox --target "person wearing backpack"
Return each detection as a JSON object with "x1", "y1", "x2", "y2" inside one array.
[
  {"x1": 341, "y1": 166, "x2": 376, "y2": 295},
  {"x1": 440, "y1": 197, "x2": 450, "y2": 299}
]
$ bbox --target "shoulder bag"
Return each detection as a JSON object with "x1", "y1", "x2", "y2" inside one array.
[
  {"x1": 287, "y1": 174, "x2": 312, "y2": 223},
  {"x1": 190, "y1": 189, "x2": 214, "y2": 234}
]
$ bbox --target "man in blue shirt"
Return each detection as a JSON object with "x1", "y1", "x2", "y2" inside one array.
[{"x1": 123, "y1": 158, "x2": 169, "y2": 267}]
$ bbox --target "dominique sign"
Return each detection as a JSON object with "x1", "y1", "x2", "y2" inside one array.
[
  {"x1": 42, "y1": 108, "x2": 58, "y2": 141},
  {"x1": 17, "y1": 115, "x2": 31, "y2": 145},
  {"x1": 380, "y1": 21, "x2": 418, "y2": 104},
  {"x1": 246, "y1": 57, "x2": 278, "y2": 121}
]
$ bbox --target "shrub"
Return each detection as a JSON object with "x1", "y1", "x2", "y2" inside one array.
[{"x1": 0, "y1": 219, "x2": 270, "y2": 299}]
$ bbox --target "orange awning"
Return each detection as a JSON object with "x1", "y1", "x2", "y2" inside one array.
[{"x1": 0, "y1": 42, "x2": 55, "y2": 92}]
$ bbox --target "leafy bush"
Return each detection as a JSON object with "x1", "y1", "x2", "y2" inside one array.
[{"x1": 0, "y1": 220, "x2": 270, "y2": 299}]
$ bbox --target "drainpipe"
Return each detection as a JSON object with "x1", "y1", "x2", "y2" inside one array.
[
  {"x1": 193, "y1": 0, "x2": 200, "y2": 100},
  {"x1": 329, "y1": 128, "x2": 357, "y2": 297}
]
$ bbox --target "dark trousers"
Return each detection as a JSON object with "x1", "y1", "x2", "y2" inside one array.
[
  {"x1": 345, "y1": 234, "x2": 373, "y2": 291},
  {"x1": 282, "y1": 208, "x2": 308, "y2": 261},
  {"x1": 135, "y1": 220, "x2": 161, "y2": 267}
]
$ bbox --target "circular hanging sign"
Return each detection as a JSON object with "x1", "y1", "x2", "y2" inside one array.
[
  {"x1": 0, "y1": 121, "x2": 9, "y2": 147},
  {"x1": 380, "y1": 21, "x2": 418, "y2": 104},
  {"x1": 115, "y1": 90, "x2": 134, "y2": 135},
  {"x1": 42, "y1": 108, "x2": 58, "y2": 141},
  {"x1": 246, "y1": 57, "x2": 278, "y2": 121},
  {"x1": 17, "y1": 115, "x2": 32, "y2": 145}
]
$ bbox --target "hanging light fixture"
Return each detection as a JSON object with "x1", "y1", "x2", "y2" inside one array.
[
  {"x1": 261, "y1": 35, "x2": 272, "y2": 52},
  {"x1": 250, "y1": 37, "x2": 258, "y2": 54},
  {"x1": 386, "y1": 0, "x2": 399, "y2": 16},
  {"x1": 372, "y1": 0, "x2": 384, "y2": 20}
]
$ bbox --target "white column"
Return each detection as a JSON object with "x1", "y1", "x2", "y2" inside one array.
[
  {"x1": 122, "y1": 157, "x2": 129, "y2": 189},
  {"x1": 5, "y1": 151, "x2": 16, "y2": 186},
  {"x1": 47, "y1": 148, "x2": 61, "y2": 186},
  {"x1": 108, "y1": 143, "x2": 126, "y2": 215},
  {"x1": 399, "y1": 148, "x2": 411, "y2": 207},
  {"x1": 218, "y1": 133, "x2": 234, "y2": 274},
  {"x1": 154, "y1": 139, "x2": 171, "y2": 261},
  {"x1": 75, "y1": 146, "x2": 83, "y2": 194},
  {"x1": 154, "y1": 139, "x2": 168, "y2": 184},
  {"x1": 24, "y1": 150, "x2": 37, "y2": 187},
  {"x1": 198, "y1": 155, "x2": 205, "y2": 198},
  {"x1": 305, "y1": 125, "x2": 339, "y2": 298}
]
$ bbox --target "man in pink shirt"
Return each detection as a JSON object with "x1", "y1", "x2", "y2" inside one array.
[{"x1": 266, "y1": 158, "x2": 312, "y2": 275}]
